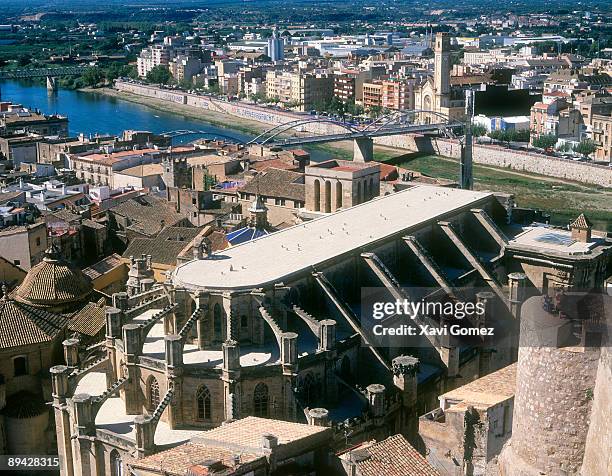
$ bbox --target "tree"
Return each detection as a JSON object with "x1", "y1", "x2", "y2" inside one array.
[
  {"x1": 146, "y1": 65, "x2": 172, "y2": 85},
  {"x1": 574, "y1": 139, "x2": 597, "y2": 159},
  {"x1": 470, "y1": 124, "x2": 488, "y2": 137},
  {"x1": 531, "y1": 134, "x2": 557, "y2": 150},
  {"x1": 81, "y1": 66, "x2": 104, "y2": 87}
]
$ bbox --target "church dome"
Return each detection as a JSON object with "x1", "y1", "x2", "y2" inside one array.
[{"x1": 14, "y1": 245, "x2": 93, "y2": 311}]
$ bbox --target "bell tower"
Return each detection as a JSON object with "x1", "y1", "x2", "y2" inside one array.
[{"x1": 434, "y1": 32, "x2": 451, "y2": 110}]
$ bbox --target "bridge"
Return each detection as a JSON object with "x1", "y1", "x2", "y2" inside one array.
[
  {"x1": 246, "y1": 110, "x2": 464, "y2": 163},
  {"x1": 0, "y1": 66, "x2": 87, "y2": 91},
  {"x1": 162, "y1": 109, "x2": 474, "y2": 188},
  {"x1": 161, "y1": 130, "x2": 245, "y2": 144}
]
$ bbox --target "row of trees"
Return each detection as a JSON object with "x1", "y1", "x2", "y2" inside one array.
[{"x1": 470, "y1": 126, "x2": 598, "y2": 158}]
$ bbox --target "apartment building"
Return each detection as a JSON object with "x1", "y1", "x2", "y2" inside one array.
[
  {"x1": 69, "y1": 148, "x2": 164, "y2": 188},
  {"x1": 266, "y1": 70, "x2": 293, "y2": 103},
  {"x1": 137, "y1": 44, "x2": 172, "y2": 77},
  {"x1": 381, "y1": 78, "x2": 414, "y2": 111},
  {"x1": 362, "y1": 81, "x2": 384, "y2": 109},
  {"x1": 291, "y1": 73, "x2": 333, "y2": 111},
  {"x1": 530, "y1": 99, "x2": 581, "y2": 141},
  {"x1": 266, "y1": 71, "x2": 333, "y2": 110},
  {"x1": 334, "y1": 73, "x2": 356, "y2": 103},
  {"x1": 169, "y1": 55, "x2": 202, "y2": 83}
]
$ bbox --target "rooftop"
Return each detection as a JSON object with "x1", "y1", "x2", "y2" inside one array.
[
  {"x1": 193, "y1": 416, "x2": 331, "y2": 449},
  {"x1": 508, "y1": 225, "x2": 601, "y2": 256},
  {"x1": 173, "y1": 186, "x2": 491, "y2": 291},
  {"x1": 343, "y1": 434, "x2": 439, "y2": 476},
  {"x1": 439, "y1": 363, "x2": 516, "y2": 410},
  {"x1": 0, "y1": 296, "x2": 68, "y2": 349},
  {"x1": 129, "y1": 441, "x2": 263, "y2": 476}
]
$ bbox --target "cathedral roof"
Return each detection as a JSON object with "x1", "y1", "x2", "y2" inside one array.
[
  {"x1": 13, "y1": 245, "x2": 92, "y2": 309},
  {"x1": 0, "y1": 292, "x2": 68, "y2": 349}
]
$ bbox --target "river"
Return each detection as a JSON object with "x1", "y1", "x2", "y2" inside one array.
[{"x1": 0, "y1": 79, "x2": 255, "y2": 142}]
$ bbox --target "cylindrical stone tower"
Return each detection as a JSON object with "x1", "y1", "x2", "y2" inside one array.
[{"x1": 498, "y1": 296, "x2": 600, "y2": 475}]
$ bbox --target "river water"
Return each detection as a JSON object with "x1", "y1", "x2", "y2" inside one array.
[{"x1": 0, "y1": 80, "x2": 256, "y2": 143}]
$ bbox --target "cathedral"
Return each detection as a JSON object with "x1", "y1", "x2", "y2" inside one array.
[{"x1": 29, "y1": 185, "x2": 610, "y2": 476}]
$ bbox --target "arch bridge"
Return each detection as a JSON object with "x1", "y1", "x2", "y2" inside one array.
[
  {"x1": 246, "y1": 110, "x2": 465, "y2": 162},
  {"x1": 161, "y1": 129, "x2": 245, "y2": 144}
]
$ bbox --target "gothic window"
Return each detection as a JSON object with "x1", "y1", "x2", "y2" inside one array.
[
  {"x1": 196, "y1": 385, "x2": 212, "y2": 420},
  {"x1": 147, "y1": 376, "x2": 160, "y2": 411},
  {"x1": 213, "y1": 303, "x2": 223, "y2": 342},
  {"x1": 13, "y1": 356, "x2": 27, "y2": 377},
  {"x1": 253, "y1": 382, "x2": 269, "y2": 417},
  {"x1": 340, "y1": 355, "x2": 352, "y2": 381},
  {"x1": 302, "y1": 372, "x2": 317, "y2": 406},
  {"x1": 110, "y1": 450, "x2": 124, "y2": 476}
]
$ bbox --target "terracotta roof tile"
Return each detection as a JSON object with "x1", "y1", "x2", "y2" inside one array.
[
  {"x1": 68, "y1": 298, "x2": 106, "y2": 337},
  {"x1": 0, "y1": 297, "x2": 67, "y2": 349},
  {"x1": 14, "y1": 246, "x2": 92, "y2": 308},
  {"x1": 239, "y1": 168, "x2": 305, "y2": 202},
  {"x1": 569, "y1": 213, "x2": 592, "y2": 230},
  {"x1": 353, "y1": 434, "x2": 440, "y2": 476}
]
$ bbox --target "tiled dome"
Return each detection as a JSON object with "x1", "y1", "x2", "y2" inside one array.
[{"x1": 14, "y1": 245, "x2": 93, "y2": 310}]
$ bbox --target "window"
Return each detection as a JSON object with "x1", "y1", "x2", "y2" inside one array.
[
  {"x1": 110, "y1": 450, "x2": 124, "y2": 476},
  {"x1": 13, "y1": 356, "x2": 27, "y2": 377},
  {"x1": 253, "y1": 382, "x2": 269, "y2": 417},
  {"x1": 36, "y1": 237, "x2": 41, "y2": 246},
  {"x1": 241, "y1": 315, "x2": 248, "y2": 328},
  {"x1": 302, "y1": 372, "x2": 317, "y2": 406},
  {"x1": 147, "y1": 376, "x2": 160, "y2": 411},
  {"x1": 13, "y1": 260, "x2": 20, "y2": 266},
  {"x1": 196, "y1": 385, "x2": 212, "y2": 420},
  {"x1": 213, "y1": 303, "x2": 223, "y2": 342}
]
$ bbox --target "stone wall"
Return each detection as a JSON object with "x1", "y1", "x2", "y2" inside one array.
[
  {"x1": 580, "y1": 344, "x2": 611, "y2": 476},
  {"x1": 374, "y1": 135, "x2": 612, "y2": 188},
  {"x1": 115, "y1": 81, "x2": 612, "y2": 187}
]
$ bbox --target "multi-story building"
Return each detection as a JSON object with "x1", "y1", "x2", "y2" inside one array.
[
  {"x1": 169, "y1": 55, "x2": 202, "y2": 83},
  {"x1": 0, "y1": 222, "x2": 47, "y2": 269},
  {"x1": 266, "y1": 71, "x2": 333, "y2": 110},
  {"x1": 334, "y1": 73, "x2": 356, "y2": 103},
  {"x1": 291, "y1": 73, "x2": 334, "y2": 111},
  {"x1": 69, "y1": 148, "x2": 164, "y2": 188},
  {"x1": 362, "y1": 81, "x2": 383, "y2": 109},
  {"x1": 137, "y1": 44, "x2": 172, "y2": 78},
  {"x1": 266, "y1": 70, "x2": 293, "y2": 103},
  {"x1": 0, "y1": 102, "x2": 68, "y2": 137},
  {"x1": 530, "y1": 98, "x2": 581, "y2": 141},
  {"x1": 381, "y1": 78, "x2": 414, "y2": 111},
  {"x1": 590, "y1": 113, "x2": 612, "y2": 161}
]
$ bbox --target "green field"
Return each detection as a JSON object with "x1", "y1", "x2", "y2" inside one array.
[{"x1": 377, "y1": 151, "x2": 612, "y2": 231}]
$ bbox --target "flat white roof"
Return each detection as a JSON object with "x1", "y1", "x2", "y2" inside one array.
[
  {"x1": 509, "y1": 226, "x2": 599, "y2": 255},
  {"x1": 173, "y1": 185, "x2": 492, "y2": 291}
]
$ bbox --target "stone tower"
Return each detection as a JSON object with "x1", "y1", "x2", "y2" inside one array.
[
  {"x1": 249, "y1": 194, "x2": 269, "y2": 230},
  {"x1": 498, "y1": 295, "x2": 601, "y2": 475},
  {"x1": 434, "y1": 32, "x2": 451, "y2": 110},
  {"x1": 162, "y1": 154, "x2": 191, "y2": 189}
]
